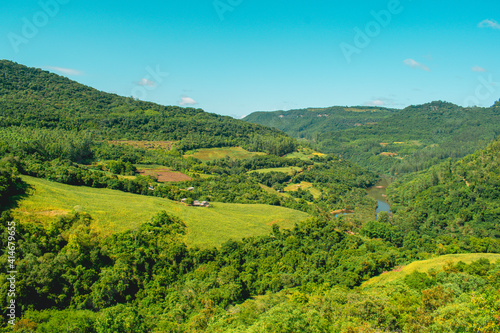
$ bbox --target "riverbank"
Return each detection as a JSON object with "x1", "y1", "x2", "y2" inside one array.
[{"x1": 366, "y1": 177, "x2": 394, "y2": 216}]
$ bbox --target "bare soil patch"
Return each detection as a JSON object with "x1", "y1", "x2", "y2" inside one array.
[{"x1": 139, "y1": 169, "x2": 192, "y2": 182}]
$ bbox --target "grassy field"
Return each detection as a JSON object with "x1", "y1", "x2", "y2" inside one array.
[
  {"x1": 362, "y1": 253, "x2": 500, "y2": 287},
  {"x1": 284, "y1": 181, "x2": 322, "y2": 199},
  {"x1": 285, "y1": 148, "x2": 325, "y2": 160},
  {"x1": 183, "y1": 147, "x2": 265, "y2": 161},
  {"x1": 249, "y1": 166, "x2": 302, "y2": 175},
  {"x1": 14, "y1": 176, "x2": 309, "y2": 248},
  {"x1": 107, "y1": 140, "x2": 175, "y2": 150}
]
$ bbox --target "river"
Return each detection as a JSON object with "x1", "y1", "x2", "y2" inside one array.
[{"x1": 366, "y1": 177, "x2": 393, "y2": 217}]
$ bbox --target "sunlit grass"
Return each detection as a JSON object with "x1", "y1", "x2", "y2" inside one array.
[
  {"x1": 183, "y1": 147, "x2": 265, "y2": 161},
  {"x1": 14, "y1": 176, "x2": 309, "y2": 248},
  {"x1": 362, "y1": 253, "x2": 500, "y2": 288},
  {"x1": 249, "y1": 166, "x2": 302, "y2": 175}
]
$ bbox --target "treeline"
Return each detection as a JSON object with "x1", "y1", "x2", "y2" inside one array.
[
  {"x1": 203, "y1": 258, "x2": 500, "y2": 332},
  {"x1": 3, "y1": 207, "x2": 499, "y2": 332},
  {"x1": 0, "y1": 211, "x2": 400, "y2": 332},
  {"x1": 0, "y1": 158, "x2": 24, "y2": 207},
  {"x1": 0, "y1": 61, "x2": 297, "y2": 156}
]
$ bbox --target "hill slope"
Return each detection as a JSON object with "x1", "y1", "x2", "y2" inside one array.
[
  {"x1": 363, "y1": 253, "x2": 500, "y2": 287},
  {"x1": 243, "y1": 106, "x2": 397, "y2": 140},
  {"x1": 14, "y1": 176, "x2": 309, "y2": 248},
  {"x1": 386, "y1": 137, "x2": 500, "y2": 249},
  {"x1": 0, "y1": 60, "x2": 295, "y2": 155},
  {"x1": 245, "y1": 101, "x2": 500, "y2": 174}
]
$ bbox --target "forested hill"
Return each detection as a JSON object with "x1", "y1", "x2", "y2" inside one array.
[
  {"x1": 0, "y1": 60, "x2": 295, "y2": 155},
  {"x1": 245, "y1": 101, "x2": 500, "y2": 174},
  {"x1": 243, "y1": 106, "x2": 397, "y2": 140},
  {"x1": 388, "y1": 136, "x2": 500, "y2": 243}
]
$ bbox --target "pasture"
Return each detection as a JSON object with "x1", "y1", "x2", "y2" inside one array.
[
  {"x1": 14, "y1": 176, "x2": 309, "y2": 248},
  {"x1": 362, "y1": 253, "x2": 500, "y2": 287},
  {"x1": 183, "y1": 147, "x2": 265, "y2": 161}
]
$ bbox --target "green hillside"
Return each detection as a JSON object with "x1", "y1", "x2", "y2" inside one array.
[
  {"x1": 363, "y1": 253, "x2": 500, "y2": 287},
  {"x1": 243, "y1": 106, "x2": 396, "y2": 140},
  {"x1": 14, "y1": 176, "x2": 309, "y2": 248},
  {"x1": 202, "y1": 255, "x2": 500, "y2": 332},
  {"x1": 0, "y1": 60, "x2": 296, "y2": 155},
  {"x1": 387, "y1": 137, "x2": 500, "y2": 247},
  {"x1": 245, "y1": 101, "x2": 500, "y2": 175}
]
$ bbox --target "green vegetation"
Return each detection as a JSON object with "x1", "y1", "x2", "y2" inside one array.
[
  {"x1": 0, "y1": 211, "x2": 400, "y2": 332},
  {"x1": 183, "y1": 147, "x2": 266, "y2": 161},
  {"x1": 246, "y1": 101, "x2": 500, "y2": 175},
  {"x1": 243, "y1": 106, "x2": 396, "y2": 140},
  {"x1": 1, "y1": 61, "x2": 500, "y2": 332},
  {"x1": 248, "y1": 166, "x2": 302, "y2": 175},
  {"x1": 364, "y1": 253, "x2": 500, "y2": 286},
  {"x1": 387, "y1": 137, "x2": 500, "y2": 250},
  {"x1": 0, "y1": 60, "x2": 297, "y2": 156},
  {"x1": 14, "y1": 176, "x2": 308, "y2": 248},
  {"x1": 204, "y1": 257, "x2": 500, "y2": 332}
]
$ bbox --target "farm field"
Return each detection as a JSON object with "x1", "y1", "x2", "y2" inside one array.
[
  {"x1": 138, "y1": 168, "x2": 192, "y2": 182},
  {"x1": 285, "y1": 148, "x2": 326, "y2": 160},
  {"x1": 13, "y1": 176, "x2": 310, "y2": 248},
  {"x1": 284, "y1": 181, "x2": 322, "y2": 199},
  {"x1": 183, "y1": 147, "x2": 265, "y2": 161},
  {"x1": 107, "y1": 140, "x2": 176, "y2": 150},
  {"x1": 362, "y1": 253, "x2": 500, "y2": 287},
  {"x1": 248, "y1": 166, "x2": 302, "y2": 175}
]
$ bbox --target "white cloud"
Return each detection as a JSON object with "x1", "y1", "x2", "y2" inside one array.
[
  {"x1": 368, "y1": 100, "x2": 386, "y2": 106},
  {"x1": 478, "y1": 19, "x2": 500, "y2": 30},
  {"x1": 137, "y1": 78, "x2": 156, "y2": 87},
  {"x1": 472, "y1": 66, "x2": 486, "y2": 72},
  {"x1": 44, "y1": 66, "x2": 84, "y2": 76},
  {"x1": 179, "y1": 96, "x2": 198, "y2": 106},
  {"x1": 364, "y1": 97, "x2": 405, "y2": 107},
  {"x1": 403, "y1": 59, "x2": 430, "y2": 72}
]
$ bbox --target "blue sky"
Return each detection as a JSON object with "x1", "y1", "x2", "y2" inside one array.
[{"x1": 1, "y1": 0, "x2": 499, "y2": 117}]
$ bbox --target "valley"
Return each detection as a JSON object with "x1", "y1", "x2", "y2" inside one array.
[{"x1": 0, "y1": 61, "x2": 499, "y2": 332}]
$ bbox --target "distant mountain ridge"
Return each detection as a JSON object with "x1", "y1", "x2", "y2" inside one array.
[
  {"x1": 244, "y1": 100, "x2": 500, "y2": 174},
  {"x1": 243, "y1": 106, "x2": 397, "y2": 140}
]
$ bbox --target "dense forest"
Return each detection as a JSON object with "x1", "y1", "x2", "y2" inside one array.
[
  {"x1": 245, "y1": 101, "x2": 500, "y2": 175},
  {"x1": 387, "y1": 137, "x2": 500, "y2": 251},
  {"x1": 0, "y1": 61, "x2": 296, "y2": 156},
  {"x1": 0, "y1": 61, "x2": 499, "y2": 332}
]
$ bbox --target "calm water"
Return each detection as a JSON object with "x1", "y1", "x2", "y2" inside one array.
[{"x1": 366, "y1": 177, "x2": 393, "y2": 216}]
